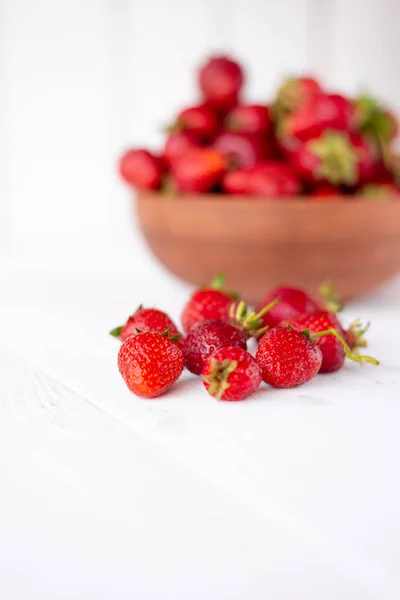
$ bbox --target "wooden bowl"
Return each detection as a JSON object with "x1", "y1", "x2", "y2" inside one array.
[{"x1": 135, "y1": 190, "x2": 400, "y2": 304}]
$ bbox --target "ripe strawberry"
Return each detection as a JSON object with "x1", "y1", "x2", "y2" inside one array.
[
  {"x1": 225, "y1": 105, "x2": 271, "y2": 136},
  {"x1": 171, "y1": 147, "x2": 226, "y2": 192},
  {"x1": 273, "y1": 76, "x2": 322, "y2": 117},
  {"x1": 213, "y1": 131, "x2": 269, "y2": 168},
  {"x1": 119, "y1": 149, "x2": 163, "y2": 190},
  {"x1": 118, "y1": 331, "x2": 184, "y2": 398},
  {"x1": 181, "y1": 274, "x2": 236, "y2": 334},
  {"x1": 110, "y1": 306, "x2": 183, "y2": 345},
  {"x1": 246, "y1": 161, "x2": 300, "y2": 197},
  {"x1": 222, "y1": 167, "x2": 252, "y2": 194},
  {"x1": 198, "y1": 56, "x2": 244, "y2": 111},
  {"x1": 256, "y1": 325, "x2": 323, "y2": 388},
  {"x1": 281, "y1": 93, "x2": 355, "y2": 142},
  {"x1": 256, "y1": 324, "x2": 378, "y2": 388},
  {"x1": 289, "y1": 311, "x2": 347, "y2": 373},
  {"x1": 201, "y1": 347, "x2": 262, "y2": 401},
  {"x1": 357, "y1": 182, "x2": 400, "y2": 200},
  {"x1": 163, "y1": 131, "x2": 199, "y2": 168},
  {"x1": 256, "y1": 286, "x2": 319, "y2": 330},
  {"x1": 183, "y1": 320, "x2": 246, "y2": 375},
  {"x1": 290, "y1": 130, "x2": 377, "y2": 187},
  {"x1": 172, "y1": 105, "x2": 219, "y2": 142}
]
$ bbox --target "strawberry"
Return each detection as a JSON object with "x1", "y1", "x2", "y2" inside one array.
[
  {"x1": 256, "y1": 324, "x2": 378, "y2": 388},
  {"x1": 222, "y1": 168, "x2": 252, "y2": 195},
  {"x1": 357, "y1": 182, "x2": 400, "y2": 200},
  {"x1": 225, "y1": 105, "x2": 271, "y2": 136},
  {"x1": 289, "y1": 310, "x2": 347, "y2": 373},
  {"x1": 246, "y1": 161, "x2": 300, "y2": 197},
  {"x1": 171, "y1": 147, "x2": 226, "y2": 193},
  {"x1": 119, "y1": 149, "x2": 163, "y2": 190},
  {"x1": 256, "y1": 325, "x2": 323, "y2": 388},
  {"x1": 273, "y1": 76, "x2": 322, "y2": 117},
  {"x1": 201, "y1": 347, "x2": 262, "y2": 401},
  {"x1": 183, "y1": 320, "x2": 246, "y2": 375},
  {"x1": 281, "y1": 93, "x2": 355, "y2": 142},
  {"x1": 110, "y1": 306, "x2": 183, "y2": 345},
  {"x1": 212, "y1": 131, "x2": 269, "y2": 168},
  {"x1": 290, "y1": 130, "x2": 377, "y2": 187},
  {"x1": 181, "y1": 274, "x2": 236, "y2": 334},
  {"x1": 118, "y1": 331, "x2": 185, "y2": 398},
  {"x1": 255, "y1": 286, "x2": 319, "y2": 330},
  {"x1": 172, "y1": 105, "x2": 219, "y2": 142},
  {"x1": 198, "y1": 56, "x2": 244, "y2": 111},
  {"x1": 163, "y1": 131, "x2": 199, "y2": 168}
]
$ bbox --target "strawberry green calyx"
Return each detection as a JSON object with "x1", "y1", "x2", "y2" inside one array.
[
  {"x1": 202, "y1": 358, "x2": 238, "y2": 400},
  {"x1": 306, "y1": 328, "x2": 378, "y2": 365},
  {"x1": 319, "y1": 281, "x2": 344, "y2": 313},
  {"x1": 161, "y1": 327, "x2": 182, "y2": 343},
  {"x1": 346, "y1": 319, "x2": 370, "y2": 353},
  {"x1": 309, "y1": 131, "x2": 359, "y2": 186},
  {"x1": 355, "y1": 95, "x2": 397, "y2": 141},
  {"x1": 229, "y1": 297, "x2": 280, "y2": 338},
  {"x1": 109, "y1": 326, "x2": 123, "y2": 339},
  {"x1": 211, "y1": 273, "x2": 226, "y2": 290}
]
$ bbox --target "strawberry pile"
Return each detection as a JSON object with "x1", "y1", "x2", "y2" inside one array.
[
  {"x1": 119, "y1": 55, "x2": 400, "y2": 199},
  {"x1": 112, "y1": 276, "x2": 378, "y2": 401}
]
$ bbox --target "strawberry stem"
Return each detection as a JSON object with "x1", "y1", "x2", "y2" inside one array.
[
  {"x1": 202, "y1": 358, "x2": 238, "y2": 400},
  {"x1": 310, "y1": 328, "x2": 379, "y2": 365},
  {"x1": 229, "y1": 297, "x2": 280, "y2": 338},
  {"x1": 318, "y1": 281, "x2": 343, "y2": 313},
  {"x1": 109, "y1": 326, "x2": 122, "y2": 339},
  {"x1": 211, "y1": 273, "x2": 225, "y2": 290}
]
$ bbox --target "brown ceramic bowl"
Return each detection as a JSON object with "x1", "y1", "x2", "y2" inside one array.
[{"x1": 135, "y1": 190, "x2": 400, "y2": 305}]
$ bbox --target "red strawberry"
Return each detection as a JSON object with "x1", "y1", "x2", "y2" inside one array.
[
  {"x1": 282, "y1": 93, "x2": 355, "y2": 142},
  {"x1": 172, "y1": 105, "x2": 219, "y2": 141},
  {"x1": 171, "y1": 147, "x2": 226, "y2": 192},
  {"x1": 290, "y1": 130, "x2": 377, "y2": 187},
  {"x1": 256, "y1": 286, "x2": 319, "y2": 330},
  {"x1": 225, "y1": 105, "x2": 271, "y2": 136},
  {"x1": 118, "y1": 331, "x2": 185, "y2": 398},
  {"x1": 357, "y1": 182, "x2": 400, "y2": 200},
  {"x1": 110, "y1": 306, "x2": 183, "y2": 346},
  {"x1": 181, "y1": 274, "x2": 236, "y2": 334},
  {"x1": 119, "y1": 149, "x2": 163, "y2": 190},
  {"x1": 289, "y1": 311, "x2": 347, "y2": 373},
  {"x1": 163, "y1": 131, "x2": 199, "y2": 168},
  {"x1": 213, "y1": 131, "x2": 269, "y2": 168},
  {"x1": 246, "y1": 161, "x2": 300, "y2": 197},
  {"x1": 255, "y1": 325, "x2": 322, "y2": 388},
  {"x1": 201, "y1": 346, "x2": 262, "y2": 401},
  {"x1": 256, "y1": 324, "x2": 378, "y2": 388},
  {"x1": 183, "y1": 320, "x2": 246, "y2": 375},
  {"x1": 222, "y1": 168, "x2": 252, "y2": 195},
  {"x1": 274, "y1": 76, "x2": 321, "y2": 117},
  {"x1": 198, "y1": 56, "x2": 244, "y2": 111}
]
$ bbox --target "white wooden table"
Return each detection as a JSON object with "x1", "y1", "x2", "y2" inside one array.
[{"x1": 1, "y1": 253, "x2": 399, "y2": 600}]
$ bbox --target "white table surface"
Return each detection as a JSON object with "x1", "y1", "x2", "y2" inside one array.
[{"x1": 1, "y1": 250, "x2": 399, "y2": 600}]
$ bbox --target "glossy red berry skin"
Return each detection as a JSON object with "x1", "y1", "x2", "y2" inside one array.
[
  {"x1": 289, "y1": 311, "x2": 346, "y2": 373},
  {"x1": 201, "y1": 346, "x2": 262, "y2": 401},
  {"x1": 118, "y1": 332, "x2": 185, "y2": 398},
  {"x1": 183, "y1": 320, "x2": 247, "y2": 375},
  {"x1": 256, "y1": 325, "x2": 322, "y2": 388},
  {"x1": 119, "y1": 149, "x2": 162, "y2": 189},
  {"x1": 181, "y1": 289, "x2": 233, "y2": 334},
  {"x1": 225, "y1": 105, "x2": 271, "y2": 136},
  {"x1": 118, "y1": 307, "x2": 183, "y2": 346},
  {"x1": 198, "y1": 56, "x2": 244, "y2": 110},
  {"x1": 256, "y1": 286, "x2": 319, "y2": 329}
]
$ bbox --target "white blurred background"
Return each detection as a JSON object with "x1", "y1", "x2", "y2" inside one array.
[{"x1": 1, "y1": 0, "x2": 400, "y2": 257}]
